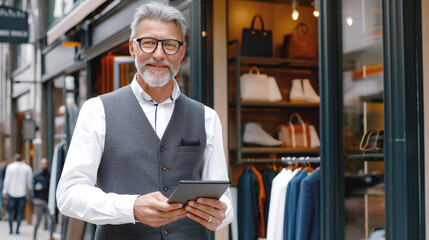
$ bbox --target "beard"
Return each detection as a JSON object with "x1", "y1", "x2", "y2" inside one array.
[{"x1": 135, "y1": 58, "x2": 180, "y2": 87}]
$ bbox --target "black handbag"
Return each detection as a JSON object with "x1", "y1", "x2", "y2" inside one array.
[{"x1": 241, "y1": 15, "x2": 273, "y2": 58}]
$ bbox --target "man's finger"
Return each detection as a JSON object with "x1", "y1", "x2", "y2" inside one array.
[
  {"x1": 185, "y1": 204, "x2": 212, "y2": 220},
  {"x1": 186, "y1": 200, "x2": 226, "y2": 222},
  {"x1": 186, "y1": 212, "x2": 217, "y2": 231},
  {"x1": 196, "y1": 198, "x2": 227, "y2": 211}
]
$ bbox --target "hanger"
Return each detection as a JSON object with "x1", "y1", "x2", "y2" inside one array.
[
  {"x1": 304, "y1": 161, "x2": 314, "y2": 173},
  {"x1": 268, "y1": 162, "x2": 278, "y2": 172}
]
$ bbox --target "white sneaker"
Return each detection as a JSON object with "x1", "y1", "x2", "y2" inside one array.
[
  {"x1": 302, "y1": 79, "x2": 320, "y2": 103},
  {"x1": 289, "y1": 79, "x2": 320, "y2": 103},
  {"x1": 243, "y1": 122, "x2": 282, "y2": 146},
  {"x1": 267, "y1": 76, "x2": 282, "y2": 102},
  {"x1": 289, "y1": 79, "x2": 305, "y2": 103}
]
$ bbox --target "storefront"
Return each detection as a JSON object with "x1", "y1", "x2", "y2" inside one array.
[
  {"x1": 223, "y1": 0, "x2": 426, "y2": 240},
  {"x1": 33, "y1": 0, "x2": 429, "y2": 239},
  {"x1": 321, "y1": 0, "x2": 425, "y2": 239}
]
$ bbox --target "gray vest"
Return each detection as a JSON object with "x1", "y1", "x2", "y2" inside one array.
[{"x1": 96, "y1": 85, "x2": 208, "y2": 240}]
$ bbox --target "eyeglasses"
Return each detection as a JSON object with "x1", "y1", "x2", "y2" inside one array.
[{"x1": 132, "y1": 37, "x2": 184, "y2": 55}]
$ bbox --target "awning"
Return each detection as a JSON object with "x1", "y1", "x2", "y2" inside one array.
[{"x1": 46, "y1": 0, "x2": 107, "y2": 45}]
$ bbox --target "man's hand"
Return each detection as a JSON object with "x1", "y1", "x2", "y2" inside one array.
[
  {"x1": 2, "y1": 193, "x2": 7, "y2": 200},
  {"x1": 133, "y1": 191, "x2": 187, "y2": 227},
  {"x1": 185, "y1": 198, "x2": 227, "y2": 231}
]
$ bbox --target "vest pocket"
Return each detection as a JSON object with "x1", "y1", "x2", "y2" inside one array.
[{"x1": 175, "y1": 146, "x2": 202, "y2": 152}]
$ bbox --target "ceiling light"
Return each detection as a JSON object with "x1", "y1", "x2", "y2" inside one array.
[
  {"x1": 313, "y1": 0, "x2": 319, "y2": 18},
  {"x1": 292, "y1": 0, "x2": 299, "y2": 20},
  {"x1": 347, "y1": 16, "x2": 353, "y2": 26}
]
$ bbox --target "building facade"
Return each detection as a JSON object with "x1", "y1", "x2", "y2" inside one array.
[{"x1": 0, "y1": 0, "x2": 428, "y2": 239}]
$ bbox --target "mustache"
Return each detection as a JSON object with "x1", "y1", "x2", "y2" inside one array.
[{"x1": 141, "y1": 59, "x2": 174, "y2": 71}]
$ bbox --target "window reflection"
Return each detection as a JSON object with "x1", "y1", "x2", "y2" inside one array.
[{"x1": 342, "y1": 0, "x2": 385, "y2": 239}]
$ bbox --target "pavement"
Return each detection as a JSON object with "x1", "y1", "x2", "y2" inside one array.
[{"x1": 0, "y1": 216, "x2": 61, "y2": 240}]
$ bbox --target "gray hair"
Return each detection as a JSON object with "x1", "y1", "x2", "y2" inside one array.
[{"x1": 130, "y1": 2, "x2": 187, "y2": 40}]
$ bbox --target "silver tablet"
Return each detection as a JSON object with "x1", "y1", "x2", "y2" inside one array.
[{"x1": 167, "y1": 180, "x2": 230, "y2": 205}]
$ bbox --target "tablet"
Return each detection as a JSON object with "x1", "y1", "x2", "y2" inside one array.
[{"x1": 167, "y1": 180, "x2": 230, "y2": 205}]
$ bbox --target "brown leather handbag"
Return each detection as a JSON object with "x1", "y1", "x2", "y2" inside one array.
[
  {"x1": 278, "y1": 113, "x2": 311, "y2": 148},
  {"x1": 284, "y1": 23, "x2": 318, "y2": 60}
]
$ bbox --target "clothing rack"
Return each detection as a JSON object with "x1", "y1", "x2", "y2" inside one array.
[
  {"x1": 281, "y1": 156, "x2": 321, "y2": 163},
  {"x1": 239, "y1": 156, "x2": 321, "y2": 164}
]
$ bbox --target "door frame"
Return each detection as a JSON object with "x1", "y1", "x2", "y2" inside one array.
[{"x1": 319, "y1": 0, "x2": 425, "y2": 239}]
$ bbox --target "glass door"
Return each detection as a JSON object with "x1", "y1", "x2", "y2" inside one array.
[
  {"x1": 341, "y1": 0, "x2": 384, "y2": 239},
  {"x1": 320, "y1": 0, "x2": 425, "y2": 239}
]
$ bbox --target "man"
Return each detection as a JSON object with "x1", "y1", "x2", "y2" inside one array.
[
  {"x1": 32, "y1": 158, "x2": 55, "y2": 240},
  {"x1": 0, "y1": 158, "x2": 8, "y2": 220},
  {"x1": 2, "y1": 153, "x2": 33, "y2": 234},
  {"x1": 56, "y1": 2, "x2": 233, "y2": 239}
]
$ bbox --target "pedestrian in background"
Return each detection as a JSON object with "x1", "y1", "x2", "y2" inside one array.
[
  {"x1": 0, "y1": 158, "x2": 8, "y2": 220},
  {"x1": 2, "y1": 153, "x2": 33, "y2": 235},
  {"x1": 32, "y1": 158, "x2": 55, "y2": 240}
]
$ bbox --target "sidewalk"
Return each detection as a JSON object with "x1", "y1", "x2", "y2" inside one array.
[{"x1": 0, "y1": 217, "x2": 61, "y2": 240}]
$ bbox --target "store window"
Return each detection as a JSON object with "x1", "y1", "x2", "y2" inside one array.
[
  {"x1": 90, "y1": 42, "x2": 135, "y2": 96},
  {"x1": 175, "y1": 4, "x2": 190, "y2": 97},
  {"x1": 13, "y1": 44, "x2": 33, "y2": 71},
  {"x1": 50, "y1": 71, "x2": 82, "y2": 145},
  {"x1": 341, "y1": 0, "x2": 385, "y2": 238},
  {"x1": 12, "y1": 0, "x2": 32, "y2": 71},
  {"x1": 46, "y1": 0, "x2": 77, "y2": 28}
]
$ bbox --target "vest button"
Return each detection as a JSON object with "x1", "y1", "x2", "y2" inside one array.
[
  {"x1": 163, "y1": 186, "x2": 168, "y2": 191},
  {"x1": 164, "y1": 230, "x2": 169, "y2": 236},
  {"x1": 160, "y1": 147, "x2": 165, "y2": 152},
  {"x1": 162, "y1": 166, "x2": 167, "y2": 171}
]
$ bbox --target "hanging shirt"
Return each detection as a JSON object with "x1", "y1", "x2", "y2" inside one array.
[
  {"x1": 266, "y1": 168, "x2": 299, "y2": 240},
  {"x1": 56, "y1": 76, "x2": 233, "y2": 229},
  {"x1": 251, "y1": 166, "x2": 267, "y2": 238},
  {"x1": 261, "y1": 168, "x2": 277, "y2": 231}
]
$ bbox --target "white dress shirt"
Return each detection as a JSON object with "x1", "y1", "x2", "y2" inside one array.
[
  {"x1": 266, "y1": 168, "x2": 300, "y2": 240},
  {"x1": 56, "y1": 77, "x2": 233, "y2": 230},
  {"x1": 2, "y1": 161, "x2": 33, "y2": 198}
]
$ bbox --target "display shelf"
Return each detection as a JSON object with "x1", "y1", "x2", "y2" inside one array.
[
  {"x1": 230, "y1": 156, "x2": 321, "y2": 165},
  {"x1": 235, "y1": 0, "x2": 314, "y2": 6},
  {"x1": 228, "y1": 55, "x2": 318, "y2": 68},
  {"x1": 347, "y1": 191, "x2": 385, "y2": 198},
  {"x1": 230, "y1": 147, "x2": 320, "y2": 154},
  {"x1": 227, "y1": 39, "x2": 319, "y2": 164},
  {"x1": 346, "y1": 153, "x2": 384, "y2": 161},
  {"x1": 229, "y1": 101, "x2": 319, "y2": 108},
  {"x1": 343, "y1": 31, "x2": 383, "y2": 54}
]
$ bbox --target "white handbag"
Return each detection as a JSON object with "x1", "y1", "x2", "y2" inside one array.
[{"x1": 240, "y1": 66, "x2": 270, "y2": 101}]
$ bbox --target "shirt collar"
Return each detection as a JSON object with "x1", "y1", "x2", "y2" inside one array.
[{"x1": 130, "y1": 74, "x2": 181, "y2": 105}]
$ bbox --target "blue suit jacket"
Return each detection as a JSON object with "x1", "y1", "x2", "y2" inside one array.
[
  {"x1": 238, "y1": 167, "x2": 259, "y2": 240},
  {"x1": 296, "y1": 170, "x2": 321, "y2": 240},
  {"x1": 284, "y1": 170, "x2": 308, "y2": 240},
  {"x1": 261, "y1": 168, "x2": 277, "y2": 231}
]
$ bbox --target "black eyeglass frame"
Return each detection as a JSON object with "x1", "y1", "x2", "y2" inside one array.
[{"x1": 132, "y1": 37, "x2": 184, "y2": 55}]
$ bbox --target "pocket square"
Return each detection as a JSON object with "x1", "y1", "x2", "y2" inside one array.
[{"x1": 180, "y1": 137, "x2": 201, "y2": 146}]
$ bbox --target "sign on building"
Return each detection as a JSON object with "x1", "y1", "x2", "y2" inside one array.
[
  {"x1": 23, "y1": 119, "x2": 36, "y2": 140},
  {"x1": 0, "y1": 6, "x2": 28, "y2": 43}
]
